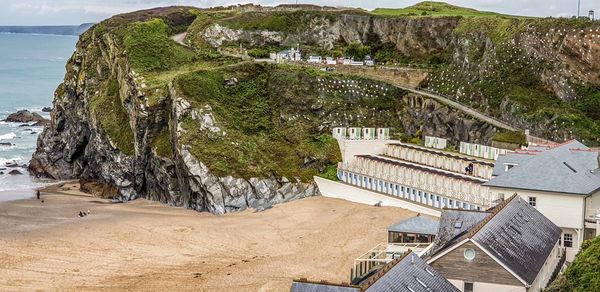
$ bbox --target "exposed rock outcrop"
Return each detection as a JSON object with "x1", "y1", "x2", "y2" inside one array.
[
  {"x1": 4, "y1": 110, "x2": 49, "y2": 125},
  {"x1": 29, "y1": 25, "x2": 320, "y2": 215}
]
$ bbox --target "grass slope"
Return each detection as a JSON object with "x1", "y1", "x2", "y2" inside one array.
[
  {"x1": 175, "y1": 63, "x2": 406, "y2": 181},
  {"x1": 372, "y1": 1, "x2": 520, "y2": 17}
]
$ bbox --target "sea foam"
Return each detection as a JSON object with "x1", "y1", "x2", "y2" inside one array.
[{"x1": 0, "y1": 132, "x2": 17, "y2": 140}]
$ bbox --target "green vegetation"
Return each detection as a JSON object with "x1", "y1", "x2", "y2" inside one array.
[
  {"x1": 217, "y1": 10, "x2": 365, "y2": 34},
  {"x1": 317, "y1": 164, "x2": 339, "y2": 181},
  {"x1": 123, "y1": 18, "x2": 196, "y2": 72},
  {"x1": 493, "y1": 130, "x2": 526, "y2": 146},
  {"x1": 152, "y1": 127, "x2": 174, "y2": 158},
  {"x1": 546, "y1": 237, "x2": 600, "y2": 292},
  {"x1": 346, "y1": 42, "x2": 371, "y2": 60},
  {"x1": 454, "y1": 17, "x2": 530, "y2": 44},
  {"x1": 88, "y1": 76, "x2": 135, "y2": 155},
  {"x1": 175, "y1": 63, "x2": 342, "y2": 181},
  {"x1": 175, "y1": 63, "x2": 405, "y2": 181},
  {"x1": 372, "y1": 1, "x2": 518, "y2": 17}
]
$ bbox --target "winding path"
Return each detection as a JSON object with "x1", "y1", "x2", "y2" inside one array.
[{"x1": 169, "y1": 32, "x2": 518, "y2": 132}]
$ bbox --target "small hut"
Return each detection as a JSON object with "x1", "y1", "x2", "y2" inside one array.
[
  {"x1": 387, "y1": 214, "x2": 439, "y2": 244},
  {"x1": 348, "y1": 127, "x2": 362, "y2": 140},
  {"x1": 377, "y1": 128, "x2": 390, "y2": 140},
  {"x1": 332, "y1": 127, "x2": 347, "y2": 139},
  {"x1": 363, "y1": 128, "x2": 376, "y2": 140}
]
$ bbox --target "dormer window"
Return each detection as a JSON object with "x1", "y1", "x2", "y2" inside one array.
[{"x1": 504, "y1": 163, "x2": 518, "y2": 172}]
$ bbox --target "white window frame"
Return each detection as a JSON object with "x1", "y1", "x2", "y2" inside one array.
[
  {"x1": 563, "y1": 233, "x2": 573, "y2": 248},
  {"x1": 528, "y1": 196, "x2": 537, "y2": 207}
]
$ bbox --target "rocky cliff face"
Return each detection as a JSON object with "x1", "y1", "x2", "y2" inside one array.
[
  {"x1": 196, "y1": 11, "x2": 600, "y2": 144},
  {"x1": 29, "y1": 22, "x2": 319, "y2": 214},
  {"x1": 30, "y1": 6, "x2": 598, "y2": 215}
]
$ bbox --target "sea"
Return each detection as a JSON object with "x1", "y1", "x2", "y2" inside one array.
[{"x1": 0, "y1": 33, "x2": 77, "y2": 200}]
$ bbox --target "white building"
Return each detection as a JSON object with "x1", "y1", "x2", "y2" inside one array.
[
  {"x1": 365, "y1": 55, "x2": 375, "y2": 66},
  {"x1": 460, "y1": 141, "x2": 509, "y2": 160},
  {"x1": 332, "y1": 127, "x2": 347, "y2": 139},
  {"x1": 425, "y1": 136, "x2": 448, "y2": 150},
  {"x1": 337, "y1": 142, "x2": 499, "y2": 211},
  {"x1": 324, "y1": 56, "x2": 336, "y2": 65},
  {"x1": 362, "y1": 128, "x2": 375, "y2": 140},
  {"x1": 484, "y1": 140, "x2": 600, "y2": 261},
  {"x1": 377, "y1": 128, "x2": 390, "y2": 140},
  {"x1": 307, "y1": 55, "x2": 322, "y2": 63},
  {"x1": 274, "y1": 47, "x2": 301, "y2": 63},
  {"x1": 425, "y1": 194, "x2": 564, "y2": 292}
]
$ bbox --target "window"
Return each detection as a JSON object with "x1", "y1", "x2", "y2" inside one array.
[
  {"x1": 504, "y1": 163, "x2": 517, "y2": 172},
  {"x1": 563, "y1": 234, "x2": 573, "y2": 248},
  {"x1": 449, "y1": 199, "x2": 454, "y2": 206},
  {"x1": 464, "y1": 248, "x2": 476, "y2": 261},
  {"x1": 464, "y1": 282, "x2": 474, "y2": 292},
  {"x1": 528, "y1": 196, "x2": 537, "y2": 207}
]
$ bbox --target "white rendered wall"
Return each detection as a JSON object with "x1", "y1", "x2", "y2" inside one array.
[
  {"x1": 337, "y1": 139, "x2": 392, "y2": 164},
  {"x1": 314, "y1": 176, "x2": 441, "y2": 217},
  {"x1": 448, "y1": 279, "x2": 524, "y2": 292},
  {"x1": 529, "y1": 242, "x2": 561, "y2": 292},
  {"x1": 488, "y1": 187, "x2": 585, "y2": 230}
]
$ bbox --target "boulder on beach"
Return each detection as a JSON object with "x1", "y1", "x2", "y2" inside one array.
[
  {"x1": 8, "y1": 169, "x2": 22, "y2": 175},
  {"x1": 41, "y1": 107, "x2": 52, "y2": 112},
  {"x1": 3, "y1": 109, "x2": 49, "y2": 125}
]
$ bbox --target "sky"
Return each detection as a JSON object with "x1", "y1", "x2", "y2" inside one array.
[{"x1": 0, "y1": 0, "x2": 599, "y2": 25}]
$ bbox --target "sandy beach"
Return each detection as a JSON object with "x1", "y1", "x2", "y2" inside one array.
[{"x1": 0, "y1": 182, "x2": 416, "y2": 291}]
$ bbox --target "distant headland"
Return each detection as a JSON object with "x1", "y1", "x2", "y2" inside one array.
[{"x1": 0, "y1": 23, "x2": 94, "y2": 36}]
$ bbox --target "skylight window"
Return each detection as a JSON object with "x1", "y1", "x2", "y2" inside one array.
[
  {"x1": 563, "y1": 162, "x2": 577, "y2": 173},
  {"x1": 454, "y1": 221, "x2": 463, "y2": 229}
]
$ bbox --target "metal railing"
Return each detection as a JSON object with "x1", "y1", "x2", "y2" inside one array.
[
  {"x1": 547, "y1": 247, "x2": 567, "y2": 286},
  {"x1": 350, "y1": 243, "x2": 429, "y2": 281}
]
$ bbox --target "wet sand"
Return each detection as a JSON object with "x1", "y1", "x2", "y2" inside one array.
[{"x1": 0, "y1": 182, "x2": 416, "y2": 291}]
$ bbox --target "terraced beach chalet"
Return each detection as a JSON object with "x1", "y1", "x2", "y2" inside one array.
[{"x1": 324, "y1": 129, "x2": 499, "y2": 213}]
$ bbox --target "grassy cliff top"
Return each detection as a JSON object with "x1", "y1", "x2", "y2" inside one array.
[{"x1": 372, "y1": 1, "x2": 525, "y2": 18}]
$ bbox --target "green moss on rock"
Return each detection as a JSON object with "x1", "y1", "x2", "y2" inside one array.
[{"x1": 89, "y1": 76, "x2": 135, "y2": 155}]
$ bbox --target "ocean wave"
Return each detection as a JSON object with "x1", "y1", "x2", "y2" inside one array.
[
  {"x1": 0, "y1": 156, "x2": 25, "y2": 166},
  {"x1": 0, "y1": 132, "x2": 17, "y2": 140}
]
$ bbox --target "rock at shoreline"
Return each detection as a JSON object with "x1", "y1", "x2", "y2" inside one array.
[
  {"x1": 41, "y1": 107, "x2": 52, "y2": 112},
  {"x1": 4, "y1": 110, "x2": 49, "y2": 125},
  {"x1": 8, "y1": 169, "x2": 22, "y2": 175},
  {"x1": 79, "y1": 179, "x2": 119, "y2": 199}
]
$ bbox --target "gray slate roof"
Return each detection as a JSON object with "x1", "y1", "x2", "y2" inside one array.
[
  {"x1": 290, "y1": 282, "x2": 360, "y2": 292},
  {"x1": 428, "y1": 195, "x2": 561, "y2": 285},
  {"x1": 486, "y1": 140, "x2": 600, "y2": 195},
  {"x1": 430, "y1": 209, "x2": 489, "y2": 256},
  {"x1": 387, "y1": 215, "x2": 439, "y2": 236},
  {"x1": 361, "y1": 252, "x2": 459, "y2": 292},
  {"x1": 472, "y1": 196, "x2": 561, "y2": 284}
]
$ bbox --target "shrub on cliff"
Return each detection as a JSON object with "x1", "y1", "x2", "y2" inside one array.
[
  {"x1": 123, "y1": 18, "x2": 196, "y2": 72},
  {"x1": 546, "y1": 236, "x2": 600, "y2": 292}
]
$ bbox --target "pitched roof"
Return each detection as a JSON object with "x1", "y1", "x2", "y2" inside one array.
[
  {"x1": 291, "y1": 252, "x2": 458, "y2": 292},
  {"x1": 359, "y1": 252, "x2": 459, "y2": 292},
  {"x1": 429, "y1": 209, "x2": 490, "y2": 256},
  {"x1": 471, "y1": 195, "x2": 562, "y2": 284},
  {"x1": 428, "y1": 194, "x2": 561, "y2": 285},
  {"x1": 387, "y1": 215, "x2": 439, "y2": 236},
  {"x1": 485, "y1": 140, "x2": 600, "y2": 195},
  {"x1": 290, "y1": 281, "x2": 360, "y2": 292}
]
